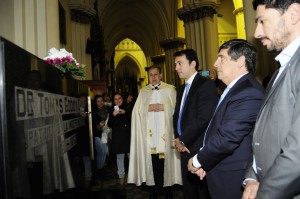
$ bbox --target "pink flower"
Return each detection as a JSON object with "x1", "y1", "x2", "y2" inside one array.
[{"x1": 43, "y1": 48, "x2": 86, "y2": 79}]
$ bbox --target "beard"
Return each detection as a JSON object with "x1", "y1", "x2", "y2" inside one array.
[{"x1": 268, "y1": 18, "x2": 290, "y2": 52}]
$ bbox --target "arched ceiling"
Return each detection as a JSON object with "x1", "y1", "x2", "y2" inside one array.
[{"x1": 97, "y1": 0, "x2": 178, "y2": 60}]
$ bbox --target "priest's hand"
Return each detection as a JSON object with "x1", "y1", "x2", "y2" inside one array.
[
  {"x1": 156, "y1": 104, "x2": 164, "y2": 111},
  {"x1": 148, "y1": 103, "x2": 164, "y2": 112}
]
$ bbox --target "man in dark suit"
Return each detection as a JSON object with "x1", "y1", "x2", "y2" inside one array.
[
  {"x1": 187, "y1": 39, "x2": 265, "y2": 199},
  {"x1": 173, "y1": 49, "x2": 218, "y2": 199}
]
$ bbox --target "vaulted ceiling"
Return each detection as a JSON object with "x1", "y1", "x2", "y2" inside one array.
[{"x1": 97, "y1": 0, "x2": 179, "y2": 60}]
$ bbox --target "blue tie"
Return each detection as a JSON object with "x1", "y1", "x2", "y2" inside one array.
[
  {"x1": 177, "y1": 83, "x2": 190, "y2": 136},
  {"x1": 202, "y1": 87, "x2": 230, "y2": 146}
]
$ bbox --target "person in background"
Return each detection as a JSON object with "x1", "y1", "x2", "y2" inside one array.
[
  {"x1": 103, "y1": 93, "x2": 112, "y2": 108},
  {"x1": 92, "y1": 95, "x2": 109, "y2": 181},
  {"x1": 124, "y1": 92, "x2": 134, "y2": 111},
  {"x1": 128, "y1": 65, "x2": 182, "y2": 199},
  {"x1": 243, "y1": 1, "x2": 300, "y2": 198},
  {"x1": 108, "y1": 93, "x2": 132, "y2": 185},
  {"x1": 187, "y1": 39, "x2": 265, "y2": 199},
  {"x1": 173, "y1": 49, "x2": 218, "y2": 199}
]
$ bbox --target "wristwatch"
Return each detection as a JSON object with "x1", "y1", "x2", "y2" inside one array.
[{"x1": 180, "y1": 141, "x2": 185, "y2": 147}]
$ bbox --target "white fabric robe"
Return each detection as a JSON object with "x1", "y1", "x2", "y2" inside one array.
[{"x1": 128, "y1": 81, "x2": 182, "y2": 186}]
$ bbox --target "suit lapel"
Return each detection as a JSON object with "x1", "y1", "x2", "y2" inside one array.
[
  {"x1": 180, "y1": 74, "x2": 200, "y2": 115},
  {"x1": 256, "y1": 64, "x2": 289, "y2": 121}
]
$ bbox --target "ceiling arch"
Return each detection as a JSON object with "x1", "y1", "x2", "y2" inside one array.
[
  {"x1": 97, "y1": 0, "x2": 176, "y2": 59},
  {"x1": 115, "y1": 52, "x2": 143, "y2": 77}
]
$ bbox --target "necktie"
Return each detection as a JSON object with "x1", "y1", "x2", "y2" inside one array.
[
  {"x1": 202, "y1": 87, "x2": 230, "y2": 146},
  {"x1": 177, "y1": 83, "x2": 190, "y2": 136}
]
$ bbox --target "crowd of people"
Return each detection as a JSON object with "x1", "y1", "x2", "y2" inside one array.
[{"x1": 76, "y1": 0, "x2": 300, "y2": 198}]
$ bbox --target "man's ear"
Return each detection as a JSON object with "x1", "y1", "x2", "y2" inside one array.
[
  {"x1": 159, "y1": 73, "x2": 163, "y2": 79},
  {"x1": 191, "y1": 60, "x2": 196, "y2": 69},
  {"x1": 289, "y1": 3, "x2": 300, "y2": 25},
  {"x1": 237, "y1": 56, "x2": 246, "y2": 68}
]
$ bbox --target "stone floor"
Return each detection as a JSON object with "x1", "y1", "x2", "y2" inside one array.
[
  {"x1": 86, "y1": 165, "x2": 184, "y2": 199},
  {"x1": 38, "y1": 160, "x2": 184, "y2": 199}
]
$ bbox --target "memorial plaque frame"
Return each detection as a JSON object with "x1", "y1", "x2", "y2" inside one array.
[{"x1": 0, "y1": 37, "x2": 91, "y2": 199}]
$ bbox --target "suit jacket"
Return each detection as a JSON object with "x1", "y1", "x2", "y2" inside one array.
[
  {"x1": 173, "y1": 73, "x2": 218, "y2": 156},
  {"x1": 245, "y1": 45, "x2": 300, "y2": 199},
  {"x1": 197, "y1": 73, "x2": 265, "y2": 199}
]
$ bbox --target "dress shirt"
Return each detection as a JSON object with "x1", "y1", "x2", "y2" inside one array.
[
  {"x1": 179, "y1": 72, "x2": 197, "y2": 111},
  {"x1": 273, "y1": 36, "x2": 300, "y2": 86}
]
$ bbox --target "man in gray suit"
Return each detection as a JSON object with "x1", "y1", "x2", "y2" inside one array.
[{"x1": 243, "y1": 0, "x2": 300, "y2": 198}]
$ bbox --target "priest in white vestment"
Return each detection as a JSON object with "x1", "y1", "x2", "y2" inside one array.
[{"x1": 128, "y1": 65, "x2": 182, "y2": 198}]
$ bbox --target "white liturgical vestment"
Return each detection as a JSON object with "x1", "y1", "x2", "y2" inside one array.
[{"x1": 128, "y1": 81, "x2": 182, "y2": 186}]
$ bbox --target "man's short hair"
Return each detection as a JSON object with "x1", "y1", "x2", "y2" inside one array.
[
  {"x1": 252, "y1": 0, "x2": 300, "y2": 12},
  {"x1": 174, "y1": 49, "x2": 199, "y2": 70},
  {"x1": 219, "y1": 39, "x2": 257, "y2": 74},
  {"x1": 147, "y1": 65, "x2": 162, "y2": 74}
]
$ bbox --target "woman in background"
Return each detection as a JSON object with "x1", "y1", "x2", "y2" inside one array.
[
  {"x1": 93, "y1": 95, "x2": 109, "y2": 179},
  {"x1": 108, "y1": 93, "x2": 132, "y2": 185}
]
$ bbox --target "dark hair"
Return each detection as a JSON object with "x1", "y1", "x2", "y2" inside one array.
[
  {"x1": 253, "y1": 0, "x2": 300, "y2": 13},
  {"x1": 94, "y1": 95, "x2": 103, "y2": 103},
  {"x1": 174, "y1": 49, "x2": 199, "y2": 70},
  {"x1": 147, "y1": 65, "x2": 162, "y2": 73},
  {"x1": 113, "y1": 93, "x2": 123, "y2": 99},
  {"x1": 219, "y1": 39, "x2": 257, "y2": 74}
]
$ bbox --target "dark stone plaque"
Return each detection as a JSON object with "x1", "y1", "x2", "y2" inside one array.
[{"x1": 0, "y1": 37, "x2": 89, "y2": 199}]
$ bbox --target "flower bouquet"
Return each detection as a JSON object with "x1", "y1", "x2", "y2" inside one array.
[{"x1": 43, "y1": 48, "x2": 86, "y2": 79}]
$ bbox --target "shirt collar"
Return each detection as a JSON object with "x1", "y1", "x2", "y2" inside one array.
[
  {"x1": 227, "y1": 72, "x2": 248, "y2": 89},
  {"x1": 185, "y1": 72, "x2": 198, "y2": 85},
  {"x1": 275, "y1": 36, "x2": 300, "y2": 67}
]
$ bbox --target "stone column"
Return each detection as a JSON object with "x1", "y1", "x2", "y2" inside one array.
[
  {"x1": 69, "y1": 2, "x2": 96, "y2": 80},
  {"x1": 177, "y1": 3, "x2": 219, "y2": 71},
  {"x1": 160, "y1": 38, "x2": 186, "y2": 86},
  {"x1": 233, "y1": 0, "x2": 246, "y2": 39}
]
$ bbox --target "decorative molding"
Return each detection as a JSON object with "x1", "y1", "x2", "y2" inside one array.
[
  {"x1": 233, "y1": 7, "x2": 243, "y2": 15},
  {"x1": 151, "y1": 54, "x2": 165, "y2": 64},
  {"x1": 69, "y1": 3, "x2": 96, "y2": 24},
  {"x1": 177, "y1": 3, "x2": 219, "y2": 23},
  {"x1": 218, "y1": 33, "x2": 237, "y2": 46},
  {"x1": 177, "y1": 6, "x2": 217, "y2": 22},
  {"x1": 159, "y1": 38, "x2": 186, "y2": 50}
]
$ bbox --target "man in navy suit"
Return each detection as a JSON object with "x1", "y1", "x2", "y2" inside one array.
[
  {"x1": 187, "y1": 39, "x2": 265, "y2": 199},
  {"x1": 173, "y1": 49, "x2": 218, "y2": 199}
]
